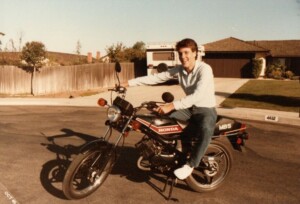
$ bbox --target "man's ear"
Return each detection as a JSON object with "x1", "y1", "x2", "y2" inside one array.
[{"x1": 193, "y1": 51, "x2": 197, "y2": 60}]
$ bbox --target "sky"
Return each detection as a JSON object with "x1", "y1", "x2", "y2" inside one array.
[{"x1": 0, "y1": 0, "x2": 299, "y2": 56}]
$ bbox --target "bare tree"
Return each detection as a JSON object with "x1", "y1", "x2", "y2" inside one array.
[
  {"x1": 75, "y1": 40, "x2": 82, "y2": 55},
  {"x1": 6, "y1": 39, "x2": 17, "y2": 52},
  {"x1": 0, "y1": 32, "x2": 4, "y2": 51},
  {"x1": 18, "y1": 31, "x2": 24, "y2": 52}
]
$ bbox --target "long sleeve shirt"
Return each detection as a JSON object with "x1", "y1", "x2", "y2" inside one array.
[{"x1": 128, "y1": 61, "x2": 216, "y2": 110}]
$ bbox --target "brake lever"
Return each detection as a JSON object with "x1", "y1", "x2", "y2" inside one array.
[
  {"x1": 147, "y1": 101, "x2": 158, "y2": 110},
  {"x1": 117, "y1": 86, "x2": 127, "y2": 94}
]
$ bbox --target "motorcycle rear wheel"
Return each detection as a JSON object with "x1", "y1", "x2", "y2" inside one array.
[
  {"x1": 186, "y1": 140, "x2": 232, "y2": 192},
  {"x1": 62, "y1": 149, "x2": 115, "y2": 199}
]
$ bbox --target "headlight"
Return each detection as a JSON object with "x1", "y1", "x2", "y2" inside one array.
[{"x1": 107, "y1": 105, "x2": 121, "y2": 122}]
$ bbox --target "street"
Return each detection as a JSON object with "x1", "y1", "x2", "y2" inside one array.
[{"x1": 0, "y1": 106, "x2": 299, "y2": 204}]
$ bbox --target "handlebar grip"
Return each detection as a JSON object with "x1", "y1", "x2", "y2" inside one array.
[{"x1": 147, "y1": 102, "x2": 158, "y2": 110}]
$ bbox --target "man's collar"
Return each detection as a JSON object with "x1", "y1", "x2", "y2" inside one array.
[{"x1": 182, "y1": 61, "x2": 200, "y2": 75}]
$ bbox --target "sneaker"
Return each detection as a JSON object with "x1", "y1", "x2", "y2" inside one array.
[{"x1": 174, "y1": 164, "x2": 194, "y2": 180}]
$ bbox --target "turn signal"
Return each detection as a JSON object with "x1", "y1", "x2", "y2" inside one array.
[{"x1": 98, "y1": 98, "x2": 107, "y2": 107}]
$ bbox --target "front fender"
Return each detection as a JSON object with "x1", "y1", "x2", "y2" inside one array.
[{"x1": 80, "y1": 139, "x2": 111, "y2": 155}]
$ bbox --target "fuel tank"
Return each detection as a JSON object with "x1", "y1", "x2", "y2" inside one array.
[{"x1": 136, "y1": 114, "x2": 183, "y2": 136}]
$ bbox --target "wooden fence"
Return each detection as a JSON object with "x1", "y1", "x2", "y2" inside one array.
[{"x1": 0, "y1": 63, "x2": 134, "y2": 95}]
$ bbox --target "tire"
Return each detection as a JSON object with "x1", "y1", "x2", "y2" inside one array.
[
  {"x1": 186, "y1": 140, "x2": 233, "y2": 192},
  {"x1": 62, "y1": 149, "x2": 115, "y2": 199}
]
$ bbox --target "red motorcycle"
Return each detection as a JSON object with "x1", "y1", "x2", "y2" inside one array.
[{"x1": 62, "y1": 65, "x2": 249, "y2": 200}]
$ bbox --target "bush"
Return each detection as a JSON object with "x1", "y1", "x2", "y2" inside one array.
[
  {"x1": 265, "y1": 59, "x2": 292, "y2": 79},
  {"x1": 252, "y1": 58, "x2": 263, "y2": 78},
  {"x1": 271, "y1": 68, "x2": 283, "y2": 79},
  {"x1": 284, "y1": 70, "x2": 294, "y2": 79}
]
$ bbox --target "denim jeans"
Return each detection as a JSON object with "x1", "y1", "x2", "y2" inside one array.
[{"x1": 180, "y1": 107, "x2": 217, "y2": 167}]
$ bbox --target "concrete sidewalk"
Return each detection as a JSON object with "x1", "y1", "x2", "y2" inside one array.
[{"x1": 0, "y1": 78, "x2": 299, "y2": 127}]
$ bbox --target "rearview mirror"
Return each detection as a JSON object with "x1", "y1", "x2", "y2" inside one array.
[
  {"x1": 162, "y1": 92, "x2": 174, "y2": 103},
  {"x1": 115, "y1": 62, "x2": 121, "y2": 73}
]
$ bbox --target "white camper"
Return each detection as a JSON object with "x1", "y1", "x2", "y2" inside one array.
[{"x1": 146, "y1": 42, "x2": 205, "y2": 75}]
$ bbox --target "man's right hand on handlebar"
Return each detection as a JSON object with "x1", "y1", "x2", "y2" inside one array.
[{"x1": 153, "y1": 103, "x2": 175, "y2": 115}]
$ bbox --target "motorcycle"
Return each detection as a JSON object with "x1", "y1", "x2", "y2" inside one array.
[{"x1": 62, "y1": 64, "x2": 249, "y2": 200}]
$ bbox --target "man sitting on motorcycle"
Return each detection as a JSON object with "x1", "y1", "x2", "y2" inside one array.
[{"x1": 127, "y1": 38, "x2": 217, "y2": 180}]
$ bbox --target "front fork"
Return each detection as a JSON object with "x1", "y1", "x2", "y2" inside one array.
[{"x1": 85, "y1": 116, "x2": 135, "y2": 172}]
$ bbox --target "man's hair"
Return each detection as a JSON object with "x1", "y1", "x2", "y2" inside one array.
[{"x1": 176, "y1": 38, "x2": 198, "y2": 60}]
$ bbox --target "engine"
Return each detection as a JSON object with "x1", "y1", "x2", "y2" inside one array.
[{"x1": 135, "y1": 136, "x2": 178, "y2": 173}]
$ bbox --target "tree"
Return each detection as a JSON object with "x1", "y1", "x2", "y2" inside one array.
[
  {"x1": 105, "y1": 41, "x2": 146, "y2": 62},
  {"x1": 21, "y1": 41, "x2": 46, "y2": 95},
  {"x1": 75, "y1": 40, "x2": 82, "y2": 55},
  {"x1": 106, "y1": 42, "x2": 127, "y2": 62},
  {"x1": 125, "y1": 41, "x2": 146, "y2": 61},
  {"x1": 18, "y1": 31, "x2": 24, "y2": 52},
  {"x1": 7, "y1": 39, "x2": 17, "y2": 52},
  {"x1": 0, "y1": 32, "x2": 4, "y2": 51},
  {"x1": 131, "y1": 41, "x2": 146, "y2": 59}
]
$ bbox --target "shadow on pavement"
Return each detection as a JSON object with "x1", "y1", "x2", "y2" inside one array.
[
  {"x1": 39, "y1": 128, "x2": 193, "y2": 201},
  {"x1": 40, "y1": 128, "x2": 99, "y2": 200}
]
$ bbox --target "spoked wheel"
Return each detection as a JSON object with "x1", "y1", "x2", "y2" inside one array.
[
  {"x1": 62, "y1": 149, "x2": 115, "y2": 199},
  {"x1": 186, "y1": 140, "x2": 232, "y2": 192}
]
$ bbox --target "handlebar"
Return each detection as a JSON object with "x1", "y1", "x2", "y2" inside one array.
[
  {"x1": 137, "y1": 101, "x2": 167, "y2": 113},
  {"x1": 108, "y1": 85, "x2": 127, "y2": 94}
]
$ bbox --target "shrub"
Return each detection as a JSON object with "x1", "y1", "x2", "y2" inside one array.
[
  {"x1": 266, "y1": 59, "x2": 287, "y2": 79},
  {"x1": 252, "y1": 58, "x2": 263, "y2": 78},
  {"x1": 284, "y1": 70, "x2": 294, "y2": 79},
  {"x1": 271, "y1": 68, "x2": 283, "y2": 79}
]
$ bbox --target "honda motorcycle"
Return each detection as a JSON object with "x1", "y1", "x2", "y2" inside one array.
[{"x1": 62, "y1": 64, "x2": 249, "y2": 200}]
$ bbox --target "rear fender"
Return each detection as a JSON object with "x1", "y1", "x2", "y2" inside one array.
[
  {"x1": 225, "y1": 132, "x2": 249, "y2": 151},
  {"x1": 213, "y1": 116, "x2": 249, "y2": 151}
]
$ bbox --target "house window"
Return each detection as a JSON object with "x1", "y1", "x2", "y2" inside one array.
[{"x1": 278, "y1": 58, "x2": 286, "y2": 66}]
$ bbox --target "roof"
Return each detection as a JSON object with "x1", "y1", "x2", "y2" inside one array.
[
  {"x1": 247, "y1": 40, "x2": 300, "y2": 57},
  {"x1": 203, "y1": 37, "x2": 268, "y2": 52}
]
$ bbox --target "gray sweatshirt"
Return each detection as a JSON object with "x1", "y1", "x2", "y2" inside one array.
[{"x1": 128, "y1": 61, "x2": 216, "y2": 110}]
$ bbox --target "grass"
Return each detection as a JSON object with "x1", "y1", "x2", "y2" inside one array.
[{"x1": 220, "y1": 79, "x2": 300, "y2": 112}]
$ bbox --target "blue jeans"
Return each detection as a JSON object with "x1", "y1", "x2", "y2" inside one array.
[{"x1": 180, "y1": 107, "x2": 217, "y2": 167}]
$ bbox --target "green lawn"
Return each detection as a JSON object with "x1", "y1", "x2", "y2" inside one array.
[{"x1": 220, "y1": 79, "x2": 300, "y2": 112}]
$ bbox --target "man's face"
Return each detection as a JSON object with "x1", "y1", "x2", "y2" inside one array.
[{"x1": 178, "y1": 47, "x2": 197, "y2": 70}]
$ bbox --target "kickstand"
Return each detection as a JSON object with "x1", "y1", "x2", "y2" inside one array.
[{"x1": 162, "y1": 176, "x2": 177, "y2": 200}]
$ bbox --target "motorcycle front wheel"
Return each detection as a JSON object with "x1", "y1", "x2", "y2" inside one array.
[
  {"x1": 186, "y1": 140, "x2": 232, "y2": 192},
  {"x1": 62, "y1": 149, "x2": 115, "y2": 199}
]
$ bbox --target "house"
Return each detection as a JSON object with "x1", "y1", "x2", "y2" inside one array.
[
  {"x1": 247, "y1": 40, "x2": 300, "y2": 76},
  {"x1": 202, "y1": 37, "x2": 300, "y2": 78}
]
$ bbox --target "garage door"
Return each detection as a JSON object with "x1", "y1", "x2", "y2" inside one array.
[{"x1": 203, "y1": 53, "x2": 254, "y2": 78}]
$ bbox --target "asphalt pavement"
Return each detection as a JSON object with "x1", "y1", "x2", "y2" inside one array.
[{"x1": 0, "y1": 78, "x2": 299, "y2": 127}]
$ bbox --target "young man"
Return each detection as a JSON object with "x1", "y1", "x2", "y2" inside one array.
[{"x1": 128, "y1": 38, "x2": 217, "y2": 180}]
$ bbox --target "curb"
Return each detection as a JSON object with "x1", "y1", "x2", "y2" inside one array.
[{"x1": 217, "y1": 107, "x2": 300, "y2": 127}]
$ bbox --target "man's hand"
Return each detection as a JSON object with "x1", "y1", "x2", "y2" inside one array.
[{"x1": 154, "y1": 103, "x2": 175, "y2": 114}]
